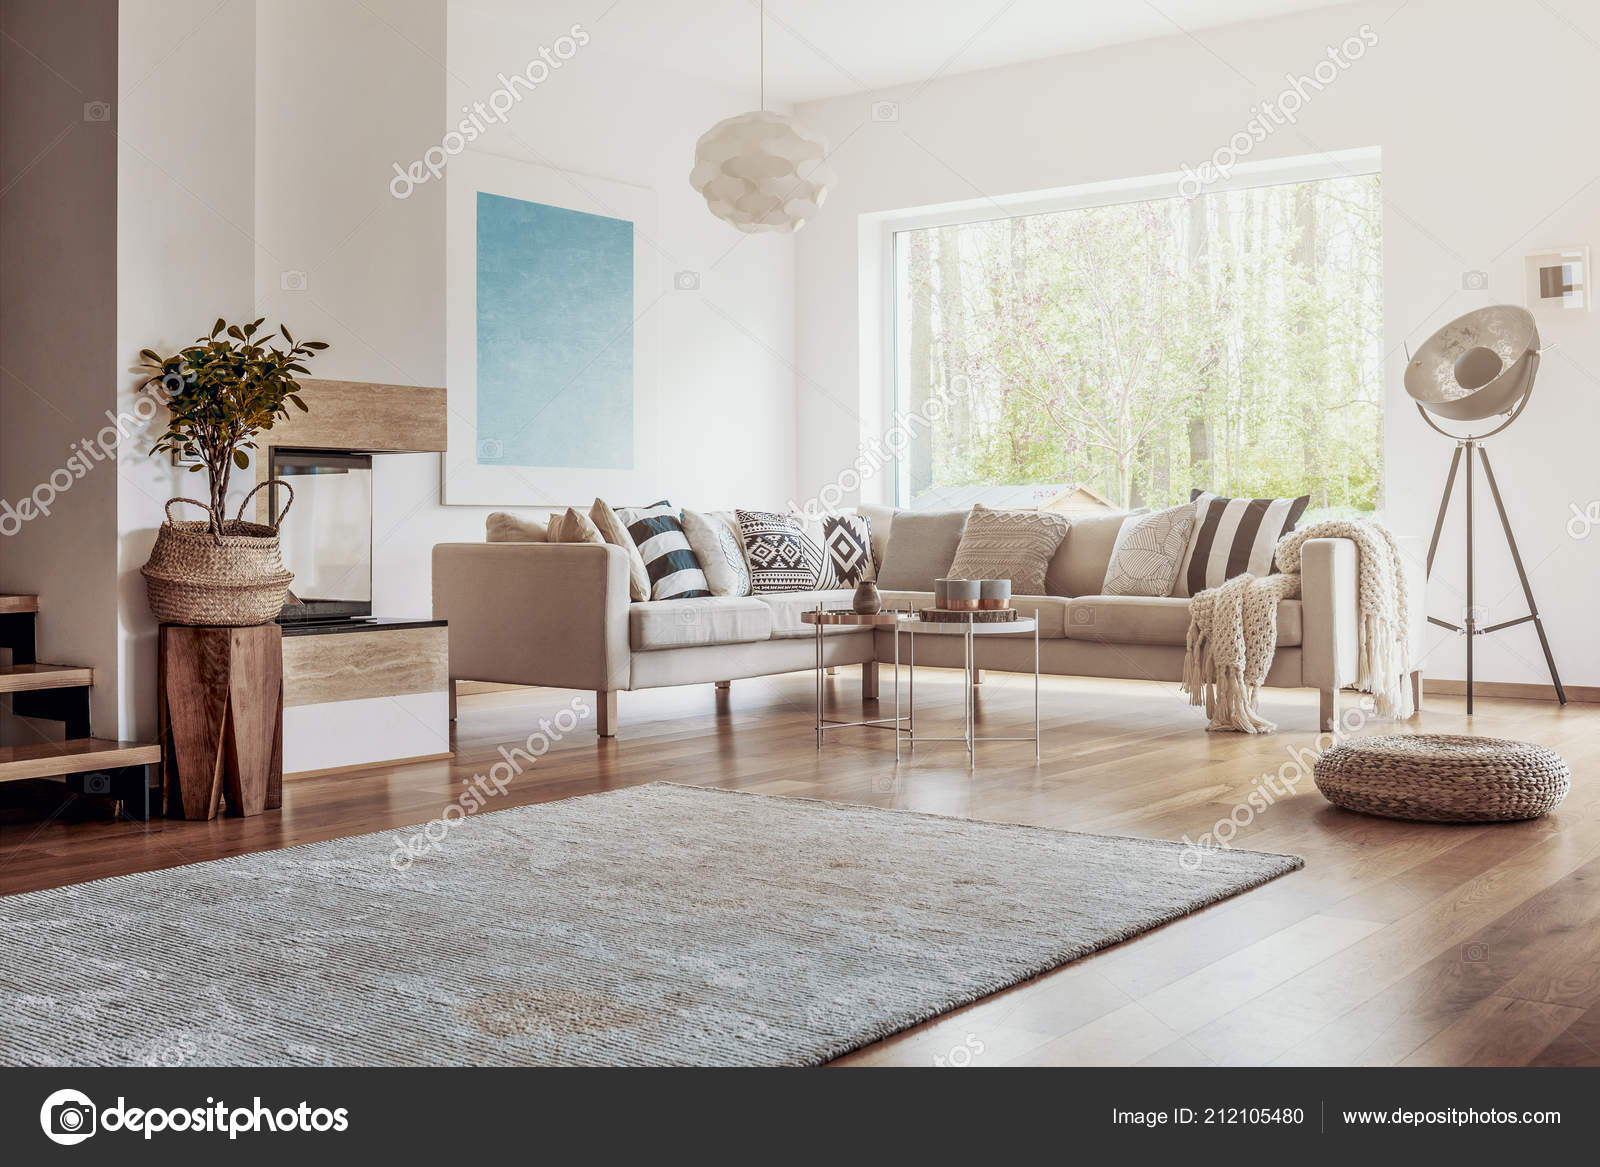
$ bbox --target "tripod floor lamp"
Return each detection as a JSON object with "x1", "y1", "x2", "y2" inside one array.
[{"x1": 1403, "y1": 304, "x2": 1566, "y2": 713}]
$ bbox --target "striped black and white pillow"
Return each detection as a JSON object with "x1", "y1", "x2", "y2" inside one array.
[
  {"x1": 1176, "y1": 490, "x2": 1311, "y2": 596},
  {"x1": 617, "y1": 501, "x2": 710, "y2": 600}
]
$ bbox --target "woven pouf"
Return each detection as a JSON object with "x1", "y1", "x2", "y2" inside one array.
[{"x1": 1314, "y1": 734, "x2": 1569, "y2": 823}]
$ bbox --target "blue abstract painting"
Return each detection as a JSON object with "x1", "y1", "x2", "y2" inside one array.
[{"x1": 475, "y1": 191, "x2": 634, "y2": 469}]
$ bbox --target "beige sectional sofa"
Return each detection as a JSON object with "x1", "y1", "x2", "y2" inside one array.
[{"x1": 432, "y1": 504, "x2": 1423, "y2": 737}]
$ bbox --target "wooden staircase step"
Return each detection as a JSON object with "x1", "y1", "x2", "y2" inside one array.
[
  {"x1": 0, "y1": 739, "x2": 160, "y2": 784},
  {"x1": 0, "y1": 595, "x2": 39, "y2": 614},
  {"x1": 0, "y1": 663, "x2": 93, "y2": 693}
]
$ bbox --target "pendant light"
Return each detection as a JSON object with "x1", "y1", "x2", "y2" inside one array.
[{"x1": 689, "y1": 0, "x2": 835, "y2": 233}]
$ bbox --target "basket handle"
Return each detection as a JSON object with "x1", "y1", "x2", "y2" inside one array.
[
  {"x1": 238, "y1": 479, "x2": 295, "y2": 529},
  {"x1": 164, "y1": 497, "x2": 217, "y2": 525}
]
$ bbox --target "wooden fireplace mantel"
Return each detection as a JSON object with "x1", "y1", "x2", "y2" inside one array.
[{"x1": 251, "y1": 377, "x2": 447, "y2": 520}]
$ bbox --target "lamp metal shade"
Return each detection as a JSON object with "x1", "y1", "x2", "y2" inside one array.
[{"x1": 1403, "y1": 304, "x2": 1540, "y2": 422}]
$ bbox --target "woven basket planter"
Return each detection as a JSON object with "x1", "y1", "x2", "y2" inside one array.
[
  {"x1": 1314, "y1": 734, "x2": 1569, "y2": 822},
  {"x1": 140, "y1": 482, "x2": 294, "y2": 627}
]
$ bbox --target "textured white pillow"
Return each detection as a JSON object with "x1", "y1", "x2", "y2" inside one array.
[
  {"x1": 682, "y1": 510, "x2": 751, "y2": 597},
  {"x1": 1101, "y1": 504, "x2": 1197, "y2": 597}
]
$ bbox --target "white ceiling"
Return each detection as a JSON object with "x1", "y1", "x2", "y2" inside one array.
[{"x1": 459, "y1": 0, "x2": 1356, "y2": 103}]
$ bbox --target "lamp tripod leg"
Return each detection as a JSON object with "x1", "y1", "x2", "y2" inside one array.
[
  {"x1": 1426, "y1": 443, "x2": 1463, "y2": 578},
  {"x1": 1478, "y1": 446, "x2": 1568, "y2": 705},
  {"x1": 1465, "y1": 442, "x2": 1475, "y2": 715}
]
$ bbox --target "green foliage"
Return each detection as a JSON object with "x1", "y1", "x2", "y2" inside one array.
[
  {"x1": 897, "y1": 175, "x2": 1384, "y2": 512},
  {"x1": 142, "y1": 318, "x2": 327, "y2": 533}
]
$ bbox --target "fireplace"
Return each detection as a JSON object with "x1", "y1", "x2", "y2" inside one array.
[{"x1": 269, "y1": 448, "x2": 373, "y2": 623}]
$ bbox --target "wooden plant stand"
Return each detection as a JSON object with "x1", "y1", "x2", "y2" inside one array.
[{"x1": 158, "y1": 623, "x2": 283, "y2": 819}]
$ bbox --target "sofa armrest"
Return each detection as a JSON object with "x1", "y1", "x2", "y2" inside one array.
[
  {"x1": 1300, "y1": 537, "x2": 1358, "y2": 691},
  {"x1": 432, "y1": 543, "x2": 632, "y2": 692}
]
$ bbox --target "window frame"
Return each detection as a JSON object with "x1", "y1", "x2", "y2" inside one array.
[{"x1": 866, "y1": 147, "x2": 1382, "y2": 507}]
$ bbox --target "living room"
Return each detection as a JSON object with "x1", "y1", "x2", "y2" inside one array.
[{"x1": 1, "y1": 0, "x2": 1596, "y2": 1145}]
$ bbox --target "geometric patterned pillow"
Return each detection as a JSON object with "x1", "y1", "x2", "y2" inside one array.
[
  {"x1": 818, "y1": 513, "x2": 873, "y2": 587},
  {"x1": 616, "y1": 500, "x2": 710, "y2": 600},
  {"x1": 736, "y1": 509, "x2": 823, "y2": 593},
  {"x1": 1101, "y1": 503, "x2": 1197, "y2": 597},
  {"x1": 1176, "y1": 489, "x2": 1310, "y2": 596}
]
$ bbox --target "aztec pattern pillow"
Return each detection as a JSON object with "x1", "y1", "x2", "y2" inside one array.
[
  {"x1": 1101, "y1": 503, "x2": 1197, "y2": 597},
  {"x1": 946, "y1": 504, "x2": 1072, "y2": 596},
  {"x1": 818, "y1": 513, "x2": 873, "y2": 587},
  {"x1": 681, "y1": 510, "x2": 752, "y2": 597},
  {"x1": 1176, "y1": 489, "x2": 1310, "y2": 596},
  {"x1": 736, "y1": 509, "x2": 823, "y2": 593},
  {"x1": 617, "y1": 501, "x2": 710, "y2": 600}
]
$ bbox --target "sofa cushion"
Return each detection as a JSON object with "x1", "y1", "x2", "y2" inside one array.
[
  {"x1": 1101, "y1": 504, "x2": 1196, "y2": 597},
  {"x1": 738, "y1": 509, "x2": 824, "y2": 593},
  {"x1": 1175, "y1": 490, "x2": 1311, "y2": 596},
  {"x1": 1062, "y1": 595, "x2": 1303, "y2": 647},
  {"x1": 591, "y1": 498, "x2": 651, "y2": 602},
  {"x1": 876, "y1": 590, "x2": 1069, "y2": 639},
  {"x1": 682, "y1": 509, "x2": 752, "y2": 597},
  {"x1": 486, "y1": 512, "x2": 548, "y2": 542},
  {"x1": 630, "y1": 596, "x2": 773, "y2": 651},
  {"x1": 947, "y1": 504, "x2": 1071, "y2": 595},
  {"x1": 876, "y1": 509, "x2": 969, "y2": 591},
  {"x1": 856, "y1": 503, "x2": 895, "y2": 570},
  {"x1": 1045, "y1": 510, "x2": 1139, "y2": 597},
  {"x1": 757, "y1": 589, "x2": 870, "y2": 638}
]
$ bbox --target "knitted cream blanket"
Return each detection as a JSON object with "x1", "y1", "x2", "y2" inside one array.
[{"x1": 1181, "y1": 520, "x2": 1413, "y2": 733}]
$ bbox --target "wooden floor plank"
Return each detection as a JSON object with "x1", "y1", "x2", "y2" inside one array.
[{"x1": 1, "y1": 669, "x2": 1594, "y2": 1066}]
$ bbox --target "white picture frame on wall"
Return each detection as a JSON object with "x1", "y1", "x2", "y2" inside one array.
[
  {"x1": 443, "y1": 150, "x2": 659, "y2": 506},
  {"x1": 1523, "y1": 246, "x2": 1590, "y2": 316}
]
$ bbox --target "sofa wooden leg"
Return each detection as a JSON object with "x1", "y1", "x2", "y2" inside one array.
[
  {"x1": 1319, "y1": 687, "x2": 1338, "y2": 733},
  {"x1": 972, "y1": 669, "x2": 985, "y2": 686},
  {"x1": 1410, "y1": 669, "x2": 1423, "y2": 712},
  {"x1": 448, "y1": 678, "x2": 458, "y2": 721},
  {"x1": 596, "y1": 690, "x2": 618, "y2": 738},
  {"x1": 862, "y1": 661, "x2": 879, "y2": 701}
]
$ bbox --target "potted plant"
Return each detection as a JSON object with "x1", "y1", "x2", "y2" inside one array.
[{"x1": 137, "y1": 318, "x2": 328, "y2": 626}]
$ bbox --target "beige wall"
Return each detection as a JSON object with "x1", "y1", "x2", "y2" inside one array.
[{"x1": 0, "y1": 0, "x2": 120, "y2": 733}]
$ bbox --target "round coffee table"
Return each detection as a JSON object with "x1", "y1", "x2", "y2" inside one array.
[
  {"x1": 896, "y1": 614, "x2": 1039, "y2": 765},
  {"x1": 799, "y1": 609, "x2": 909, "y2": 755}
]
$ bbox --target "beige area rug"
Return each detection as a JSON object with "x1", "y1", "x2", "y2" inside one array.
[{"x1": 0, "y1": 783, "x2": 1301, "y2": 1066}]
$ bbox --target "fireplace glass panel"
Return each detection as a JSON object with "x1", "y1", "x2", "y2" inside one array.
[{"x1": 270, "y1": 449, "x2": 373, "y2": 622}]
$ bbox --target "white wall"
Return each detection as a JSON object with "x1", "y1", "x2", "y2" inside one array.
[
  {"x1": 116, "y1": 0, "x2": 257, "y2": 736},
  {"x1": 247, "y1": 0, "x2": 800, "y2": 620},
  {"x1": 791, "y1": 0, "x2": 1600, "y2": 688}
]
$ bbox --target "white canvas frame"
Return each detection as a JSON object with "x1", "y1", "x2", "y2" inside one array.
[{"x1": 443, "y1": 150, "x2": 659, "y2": 506}]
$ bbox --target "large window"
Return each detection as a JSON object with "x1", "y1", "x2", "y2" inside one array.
[{"x1": 892, "y1": 172, "x2": 1383, "y2": 519}]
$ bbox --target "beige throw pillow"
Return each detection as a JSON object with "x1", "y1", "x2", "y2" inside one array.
[
  {"x1": 558, "y1": 507, "x2": 606, "y2": 545},
  {"x1": 591, "y1": 498, "x2": 651, "y2": 602},
  {"x1": 946, "y1": 505, "x2": 1072, "y2": 596},
  {"x1": 486, "y1": 512, "x2": 548, "y2": 542},
  {"x1": 1101, "y1": 503, "x2": 1197, "y2": 597}
]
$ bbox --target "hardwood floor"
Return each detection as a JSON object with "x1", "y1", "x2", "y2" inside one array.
[{"x1": 2, "y1": 667, "x2": 1595, "y2": 1067}]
